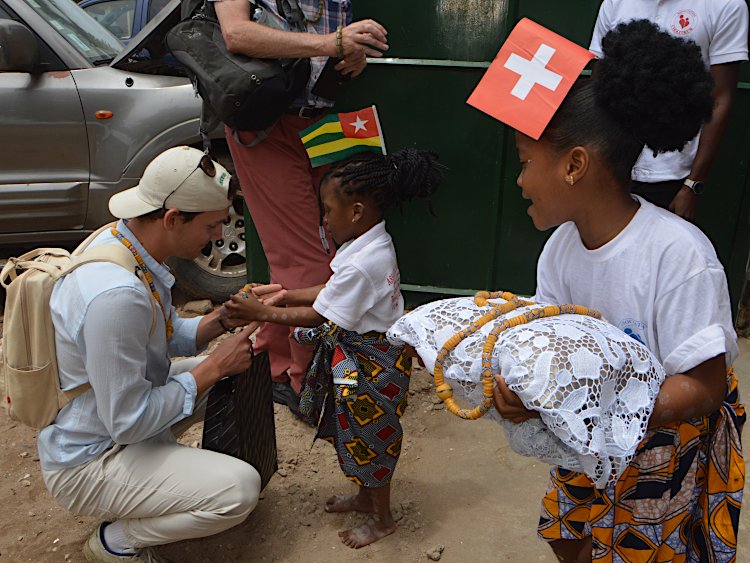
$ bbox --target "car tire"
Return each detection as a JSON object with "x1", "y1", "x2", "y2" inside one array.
[{"x1": 168, "y1": 195, "x2": 247, "y2": 302}]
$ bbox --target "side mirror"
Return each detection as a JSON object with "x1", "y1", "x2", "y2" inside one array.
[{"x1": 0, "y1": 19, "x2": 39, "y2": 73}]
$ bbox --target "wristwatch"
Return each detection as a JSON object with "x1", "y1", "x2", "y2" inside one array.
[{"x1": 683, "y1": 178, "x2": 705, "y2": 195}]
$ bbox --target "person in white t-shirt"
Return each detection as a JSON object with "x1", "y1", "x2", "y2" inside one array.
[
  {"x1": 589, "y1": 0, "x2": 749, "y2": 221},
  {"x1": 225, "y1": 148, "x2": 442, "y2": 549},
  {"x1": 493, "y1": 21, "x2": 743, "y2": 562}
]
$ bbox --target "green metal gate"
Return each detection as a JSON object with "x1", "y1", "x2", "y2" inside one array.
[{"x1": 248, "y1": 0, "x2": 750, "y2": 313}]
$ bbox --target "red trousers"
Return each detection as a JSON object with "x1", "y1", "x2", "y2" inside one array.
[{"x1": 227, "y1": 116, "x2": 334, "y2": 392}]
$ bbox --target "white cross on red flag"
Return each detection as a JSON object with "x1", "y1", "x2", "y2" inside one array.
[{"x1": 467, "y1": 18, "x2": 596, "y2": 139}]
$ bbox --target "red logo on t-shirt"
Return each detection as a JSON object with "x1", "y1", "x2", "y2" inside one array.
[
  {"x1": 671, "y1": 9, "x2": 697, "y2": 36},
  {"x1": 388, "y1": 269, "x2": 401, "y2": 310}
]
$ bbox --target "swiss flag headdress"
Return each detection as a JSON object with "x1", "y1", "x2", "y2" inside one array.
[{"x1": 467, "y1": 18, "x2": 596, "y2": 140}]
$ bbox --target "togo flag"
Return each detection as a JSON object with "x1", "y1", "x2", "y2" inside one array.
[{"x1": 300, "y1": 105, "x2": 386, "y2": 167}]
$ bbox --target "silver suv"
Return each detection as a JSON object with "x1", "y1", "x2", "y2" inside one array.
[{"x1": 0, "y1": 0, "x2": 246, "y2": 301}]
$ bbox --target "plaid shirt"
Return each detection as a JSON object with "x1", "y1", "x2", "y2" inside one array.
[{"x1": 258, "y1": 0, "x2": 353, "y2": 107}]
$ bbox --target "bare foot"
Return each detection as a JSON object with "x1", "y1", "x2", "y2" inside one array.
[
  {"x1": 324, "y1": 494, "x2": 373, "y2": 513},
  {"x1": 338, "y1": 516, "x2": 396, "y2": 549}
]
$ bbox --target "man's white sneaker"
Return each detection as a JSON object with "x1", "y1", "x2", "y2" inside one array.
[{"x1": 83, "y1": 523, "x2": 169, "y2": 563}]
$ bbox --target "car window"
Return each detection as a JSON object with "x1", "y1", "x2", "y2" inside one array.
[
  {"x1": 147, "y1": 0, "x2": 169, "y2": 21},
  {"x1": 0, "y1": 6, "x2": 11, "y2": 17},
  {"x1": 21, "y1": 0, "x2": 122, "y2": 65},
  {"x1": 83, "y1": 0, "x2": 136, "y2": 40}
]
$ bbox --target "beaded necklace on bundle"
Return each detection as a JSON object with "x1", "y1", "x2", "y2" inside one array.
[
  {"x1": 111, "y1": 227, "x2": 174, "y2": 340},
  {"x1": 433, "y1": 290, "x2": 601, "y2": 420}
]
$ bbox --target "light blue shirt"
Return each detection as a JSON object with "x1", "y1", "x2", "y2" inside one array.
[{"x1": 38, "y1": 221, "x2": 202, "y2": 470}]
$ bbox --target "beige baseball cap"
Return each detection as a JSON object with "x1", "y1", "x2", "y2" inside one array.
[{"x1": 109, "y1": 146, "x2": 232, "y2": 219}]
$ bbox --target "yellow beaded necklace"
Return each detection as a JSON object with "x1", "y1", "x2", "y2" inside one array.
[
  {"x1": 305, "y1": 0, "x2": 324, "y2": 24},
  {"x1": 111, "y1": 227, "x2": 174, "y2": 340},
  {"x1": 433, "y1": 290, "x2": 601, "y2": 420}
]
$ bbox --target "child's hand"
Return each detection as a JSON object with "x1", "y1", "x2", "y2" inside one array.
[
  {"x1": 249, "y1": 283, "x2": 287, "y2": 306},
  {"x1": 492, "y1": 374, "x2": 540, "y2": 423},
  {"x1": 403, "y1": 344, "x2": 426, "y2": 368},
  {"x1": 225, "y1": 291, "x2": 267, "y2": 323}
]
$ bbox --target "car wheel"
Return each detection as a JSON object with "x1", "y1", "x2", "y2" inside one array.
[{"x1": 168, "y1": 196, "x2": 247, "y2": 302}]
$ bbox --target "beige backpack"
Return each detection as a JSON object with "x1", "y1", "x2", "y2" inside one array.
[{"x1": 1, "y1": 223, "x2": 156, "y2": 429}]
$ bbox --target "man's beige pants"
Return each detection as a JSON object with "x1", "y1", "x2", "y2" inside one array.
[{"x1": 42, "y1": 358, "x2": 261, "y2": 548}]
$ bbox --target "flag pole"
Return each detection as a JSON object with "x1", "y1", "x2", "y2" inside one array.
[{"x1": 371, "y1": 105, "x2": 387, "y2": 156}]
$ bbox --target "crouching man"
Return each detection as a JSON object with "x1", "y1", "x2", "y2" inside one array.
[{"x1": 38, "y1": 147, "x2": 261, "y2": 562}]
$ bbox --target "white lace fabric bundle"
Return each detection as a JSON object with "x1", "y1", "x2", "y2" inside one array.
[{"x1": 387, "y1": 296, "x2": 666, "y2": 487}]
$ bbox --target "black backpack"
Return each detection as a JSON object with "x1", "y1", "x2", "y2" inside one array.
[{"x1": 167, "y1": 0, "x2": 311, "y2": 137}]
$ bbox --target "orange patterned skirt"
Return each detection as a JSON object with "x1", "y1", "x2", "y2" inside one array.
[{"x1": 538, "y1": 370, "x2": 745, "y2": 562}]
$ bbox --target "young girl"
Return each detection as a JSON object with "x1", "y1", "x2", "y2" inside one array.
[
  {"x1": 226, "y1": 148, "x2": 442, "y2": 549},
  {"x1": 492, "y1": 21, "x2": 743, "y2": 562}
]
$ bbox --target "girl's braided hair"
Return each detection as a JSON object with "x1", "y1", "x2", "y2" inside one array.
[
  {"x1": 544, "y1": 20, "x2": 714, "y2": 186},
  {"x1": 322, "y1": 148, "x2": 443, "y2": 213}
]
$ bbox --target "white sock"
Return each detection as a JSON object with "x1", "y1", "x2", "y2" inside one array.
[{"x1": 102, "y1": 521, "x2": 135, "y2": 555}]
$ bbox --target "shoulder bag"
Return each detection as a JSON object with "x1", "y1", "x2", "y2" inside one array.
[{"x1": 166, "y1": 0, "x2": 312, "y2": 137}]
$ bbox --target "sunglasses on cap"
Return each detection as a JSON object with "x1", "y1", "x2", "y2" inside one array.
[{"x1": 161, "y1": 153, "x2": 217, "y2": 209}]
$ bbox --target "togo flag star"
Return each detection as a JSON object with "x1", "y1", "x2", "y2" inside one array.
[{"x1": 351, "y1": 115, "x2": 369, "y2": 133}]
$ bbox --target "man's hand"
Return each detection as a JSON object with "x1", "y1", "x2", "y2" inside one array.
[
  {"x1": 335, "y1": 54, "x2": 367, "y2": 77},
  {"x1": 492, "y1": 374, "x2": 539, "y2": 424},
  {"x1": 330, "y1": 19, "x2": 388, "y2": 78},
  {"x1": 669, "y1": 186, "x2": 698, "y2": 222},
  {"x1": 208, "y1": 323, "x2": 258, "y2": 375},
  {"x1": 192, "y1": 323, "x2": 258, "y2": 394},
  {"x1": 215, "y1": 303, "x2": 247, "y2": 331},
  {"x1": 339, "y1": 19, "x2": 388, "y2": 59}
]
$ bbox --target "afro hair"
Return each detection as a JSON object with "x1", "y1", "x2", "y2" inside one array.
[{"x1": 594, "y1": 19, "x2": 714, "y2": 154}]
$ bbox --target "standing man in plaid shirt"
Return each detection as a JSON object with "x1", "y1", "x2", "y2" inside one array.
[{"x1": 213, "y1": 0, "x2": 389, "y2": 411}]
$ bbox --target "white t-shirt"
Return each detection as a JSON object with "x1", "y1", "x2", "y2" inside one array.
[
  {"x1": 589, "y1": 0, "x2": 749, "y2": 182},
  {"x1": 313, "y1": 221, "x2": 404, "y2": 334},
  {"x1": 534, "y1": 196, "x2": 738, "y2": 375}
]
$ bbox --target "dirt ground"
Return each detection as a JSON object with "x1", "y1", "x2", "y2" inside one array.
[{"x1": 2, "y1": 304, "x2": 750, "y2": 563}]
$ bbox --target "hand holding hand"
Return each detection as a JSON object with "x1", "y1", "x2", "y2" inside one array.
[
  {"x1": 492, "y1": 374, "x2": 539, "y2": 423},
  {"x1": 214, "y1": 283, "x2": 283, "y2": 330},
  {"x1": 215, "y1": 305, "x2": 242, "y2": 330},
  {"x1": 249, "y1": 283, "x2": 287, "y2": 306},
  {"x1": 225, "y1": 291, "x2": 267, "y2": 323}
]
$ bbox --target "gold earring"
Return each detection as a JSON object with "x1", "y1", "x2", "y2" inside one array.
[{"x1": 565, "y1": 175, "x2": 575, "y2": 186}]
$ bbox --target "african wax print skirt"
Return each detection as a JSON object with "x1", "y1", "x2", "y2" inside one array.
[
  {"x1": 538, "y1": 369, "x2": 745, "y2": 562},
  {"x1": 295, "y1": 322, "x2": 412, "y2": 488}
]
